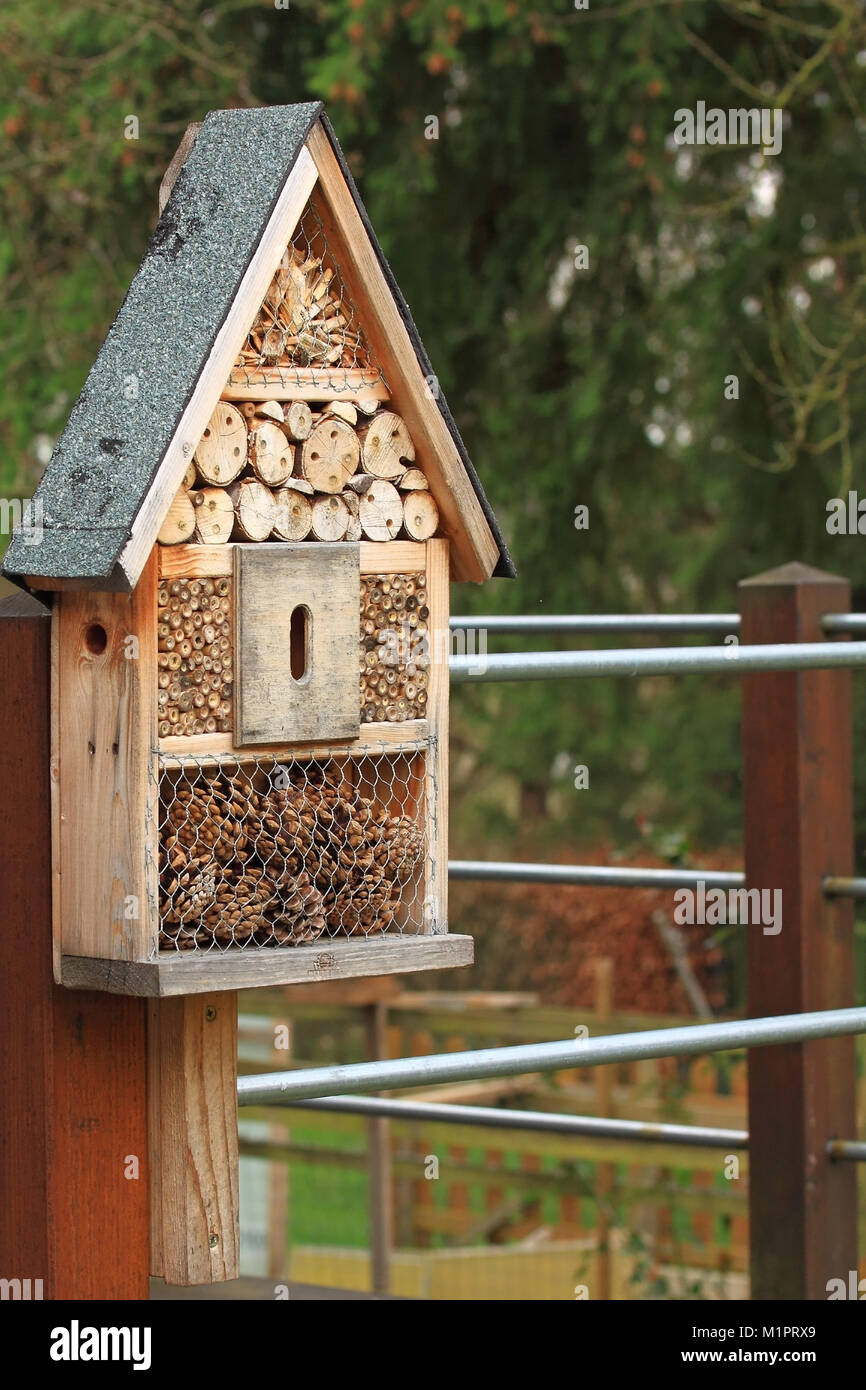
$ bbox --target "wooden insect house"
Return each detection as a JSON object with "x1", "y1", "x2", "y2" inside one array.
[{"x1": 3, "y1": 104, "x2": 513, "y2": 1000}]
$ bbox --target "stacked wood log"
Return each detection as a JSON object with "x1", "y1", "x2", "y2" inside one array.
[
  {"x1": 157, "y1": 398, "x2": 439, "y2": 548},
  {"x1": 157, "y1": 578, "x2": 233, "y2": 737},
  {"x1": 158, "y1": 760, "x2": 424, "y2": 950},
  {"x1": 360, "y1": 573, "x2": 430, "y2": 722},
  {"x1": 236, "y1": 232, "x2": 373, "y2": 372}
]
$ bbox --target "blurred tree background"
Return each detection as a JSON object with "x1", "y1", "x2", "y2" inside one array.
[{"x1": 1, "y1": 1, "x2": 865, "y2": 1002}]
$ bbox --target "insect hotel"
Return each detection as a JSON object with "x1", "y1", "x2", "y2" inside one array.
[
  {"x1": 2, "y1": 103, "x2": 512, "y2": 1288},
  {"x1": 3, "y1": 101, "x2": 511, "y2": 1002}
]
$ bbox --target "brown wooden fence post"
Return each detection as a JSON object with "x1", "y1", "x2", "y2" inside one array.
[
  {"x1": 739, "y1": 562, "x2": 857, "y2": 1301},
  {"x1": 0, "y1": 592, "x2": 150, "y2": 1299}
]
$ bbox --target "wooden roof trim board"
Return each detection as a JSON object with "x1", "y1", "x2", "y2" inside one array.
[
  {"x1": 115, "y1": 147, "x2": 318, "y2": 590},
  {"x1": 305, "y1": 121, "x2": 500, "y2": 584}
]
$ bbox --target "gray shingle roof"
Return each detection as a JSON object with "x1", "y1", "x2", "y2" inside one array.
[{"x1": 3, "y1": 103, "x2": 512, "y2": 584}]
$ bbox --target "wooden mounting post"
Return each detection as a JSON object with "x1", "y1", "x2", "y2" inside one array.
[
  {"x1": 740, "y1": 562, "x2": 857, "y2": 1300},
  {"x1": 0, "y1": 593, "x2": 149, "y2": 1299},
  {"x1": 149, "y1": 993, "x2": 240, "y2": 1286}
]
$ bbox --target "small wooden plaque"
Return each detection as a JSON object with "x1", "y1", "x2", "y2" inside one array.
[{"x1": 234, "y1": 542, "x2": 360, "y2": 745}]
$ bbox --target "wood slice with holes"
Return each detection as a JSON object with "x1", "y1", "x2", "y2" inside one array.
[
  {"x1": 283, "y1": 401, "x2": 313, "y2": 442},
  {"x1": 398, "y1": 468, "x2": 429, "y2": 492},
  {"x1": 300, "y1": 417, "x2": 360, "y2": 494},
  {"x1": 194, "y1": 402, "x2": 248, "y2": 485},
  {"x1": 191, "y1": 487, "x2": 234, "y2": 544},
  {"x1": 358, "y1": 411, "x2": 415, "y2": 480},
  {"x1": 311, "y1": 493, "x2": 350, "y2": 541},
  {"x1": 183, "y1": 461, "x2": 197, "y2": 490},
  {"x1": 158, "y1": 487, "x2": 197, "y2": 545},
  {"x1": 359, "y1": 479, "x2": 403, "y2": 542},
  {"x1": 229, "y1": 479, "x2": 276, "y2": 542},
  {"x1": 249, "y1": 422, "x2": 293, "y2": 487},
  {"x1": 402, "y1": 491, "x2": 439, "y2": 541},
  {"x1": 273, "y1": 487, "x2": 313, "y2": 541}
]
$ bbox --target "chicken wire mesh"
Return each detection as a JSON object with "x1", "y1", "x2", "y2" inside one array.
[
  {"x1": 228, "y1": 202, "x2": 387, "y2": 395},
  {"x1": 156, "y1": 747, "x2": 429, "y2": 955}
]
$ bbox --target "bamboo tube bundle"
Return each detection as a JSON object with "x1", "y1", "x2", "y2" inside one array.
[
  {"x1": 359, "y1": 572, "x2": 429, "y2": 722},
  {"x1": 158, "y1": 754, "x2": 426, "y2": 949},
  {"x1": 157, "y1": 577, "x2": 233, "y2": 737}
]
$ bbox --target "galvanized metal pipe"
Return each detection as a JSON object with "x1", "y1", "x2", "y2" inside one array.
[
  {"x1": 283, "y1": 1094, "x2": 747, "y2": 1149},
  {"x1": 827, "y1": 1139, "x2": 866, "y2": 1161},
  {"x1": 822, "y1": 876, "x2": 866, "y2": 900},
  {"x1": 821, "y1": 613, "x2": 866, "y2": 633},
  {"x1": 450, "y1": 612, "x2": 866, "y2": 636},
  {"x1": 450, "y1": 861, "x2": 866, "y2": 901},
  {"x1": 450, "y1": 614, "x2": 740, "y2": 635},
  {"x1": 237, "y1": 1005, "x2": 866, "y2": 1105},
  {"x1": 449, "y1": 860, "x2": 744, "y2": 891},
  {"x1": 450, "y1": 640, "x2": 866, "y2": 684}
]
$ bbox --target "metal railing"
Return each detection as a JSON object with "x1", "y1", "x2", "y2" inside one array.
[
  {"x1": 238, "y1": 607, "x2": 866, "y2": 1245},
  {"x1": 237, "y1": 1004, "x2": 866, "y2": 1106},
  {"x1": 250, "y1": 1094, "x2": 865, "y2": 1162},
  {"x1": 281, "y1": 1095, "x2": 746, "y2": 1149},
  {"x1": 450, "y1": 612, "x2": 866, "y2": 635},
  {"x1": 449, "y1": 860, "x2": 744, "y2": 891},
  {"x1": 450, "y1": 859, "x2": 866, "y2": 901},
  {"x1": 450, "y1": 639, "x2": 866, "y2": 684}
]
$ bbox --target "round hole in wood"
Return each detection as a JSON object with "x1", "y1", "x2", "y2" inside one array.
[{"x1": 84, "y1": 622, "x2": 108, "y2": 655}]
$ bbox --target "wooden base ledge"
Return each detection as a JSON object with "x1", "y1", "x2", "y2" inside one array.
[{"x1": 61, "y1": 933, "x2": 473, "y2": 997}]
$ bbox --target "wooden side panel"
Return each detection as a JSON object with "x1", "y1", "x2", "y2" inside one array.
[
  {"x1": 150, "y1": 992, "x2": 239, "y2": 1285},
  {"x1": 234, "y1": 542, "x2": 360, "y2": 745},
  {"x1": 0, "y1": 594, "x2": 149, "y2": 1300},
  {"x1": 305, "y1": 122, "x2": 499, "y2": 584},
  {"x1": 55, "y1": 550, "x2": 158, "y2": 961},
  {"x1": 425, "y1": 539, "x2": 450, "y2": 933}
]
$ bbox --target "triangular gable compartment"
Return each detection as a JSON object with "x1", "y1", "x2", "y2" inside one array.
[
  {"x1": 2, "y1": 105, "x2": 512, "y2": 591},
  {"x1": 227, "y1": 201, "x2": 387, "y2": 401}
]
